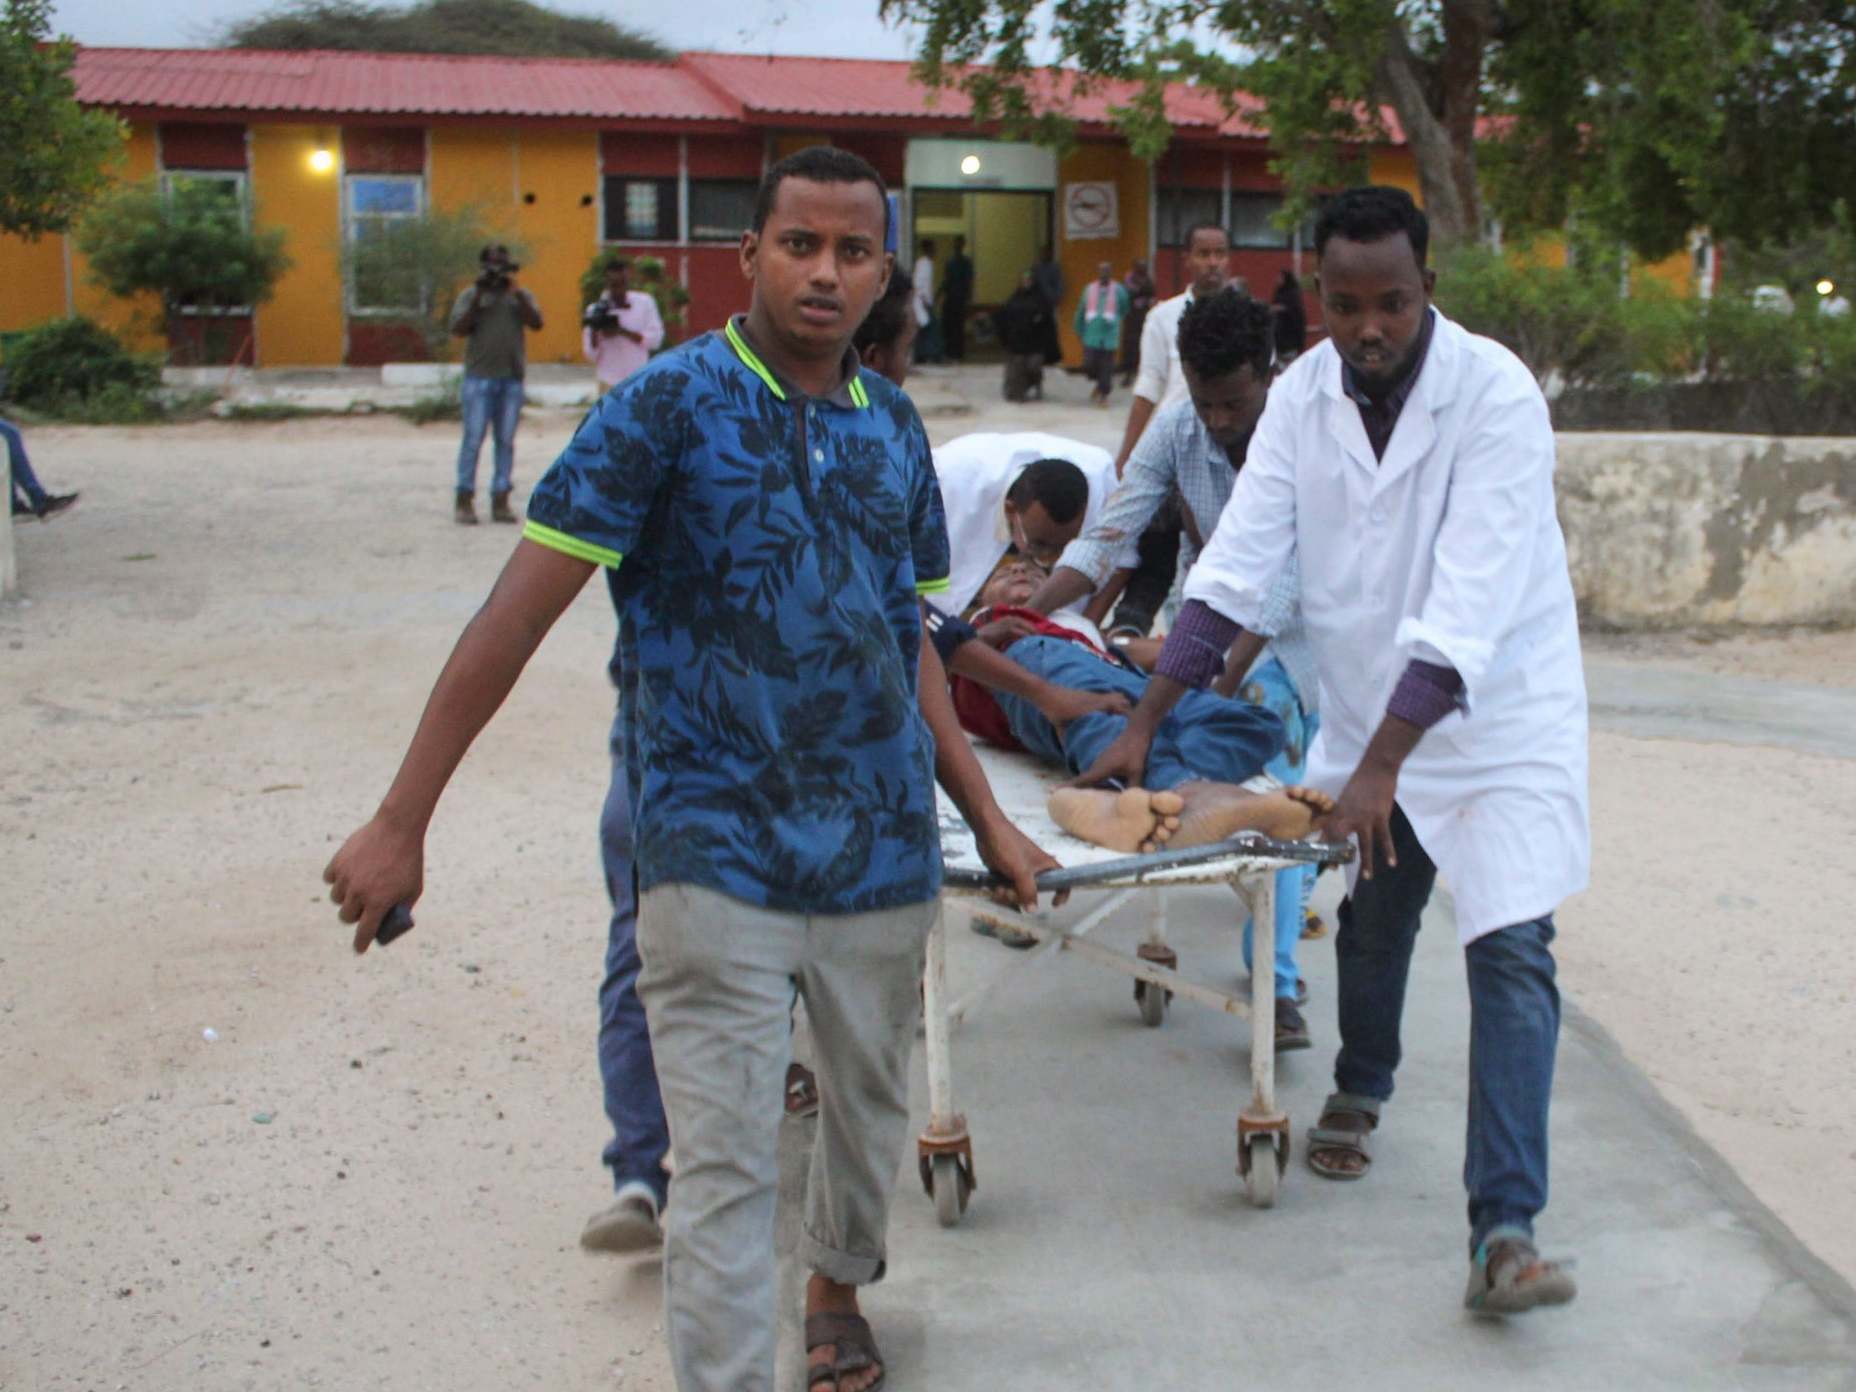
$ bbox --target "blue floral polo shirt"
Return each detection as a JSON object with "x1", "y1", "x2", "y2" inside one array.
[{"x1": 525, "y1": 318, "x2": 952, "y2": 915}]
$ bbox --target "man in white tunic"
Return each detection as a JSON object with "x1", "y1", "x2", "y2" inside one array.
[{"x1": 1070, "y1": 187, "x2": 1589, "y2": 1316}]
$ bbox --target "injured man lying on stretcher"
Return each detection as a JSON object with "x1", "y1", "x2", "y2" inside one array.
[{"x1": 927, "y1": 561, "x2": 1334, "y2": 854}]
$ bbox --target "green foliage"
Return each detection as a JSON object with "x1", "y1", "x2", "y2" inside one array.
[
  {"x1": 888, "y1": 0, "x2": 1849, "y2": 257},
  {"x1": 0, "y1": 0, "x2": 126, "y2": 237},
  {"x1": 76, "y1": 178, "x2": 292, "y2": 320},
  {"x1": 577, "y1": 251, "x2": 692, "y2": 344},
  {"x1": 1, "y1": 316, "x2": 160, "y2": 412},
  {"x1": 224, "y1": 0, "x2": 669, "y2": 58},
  {"x1": 342, "y1": 204, "x2": 523, "y2": 358}
]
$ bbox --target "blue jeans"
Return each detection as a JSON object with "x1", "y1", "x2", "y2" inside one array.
[
  {"x1": 456, "y1": 375, "x2": 523, "y2": 496},
  {"x1": 597, "y1": 708, "x2": 671, "y2": 1205},
  {"x1": 991, "y1": 636, "x2": 1285, "y2": 789},
  {"x1": 1332, "y1": 803, "x2": 1561, "y2": 1253},
  {"x1": 1237, "y1": 657, "x2": 1318, "y2": 1000},
  {"x1": 2, "y1": 418, "x2": 48, "y2": 513}
]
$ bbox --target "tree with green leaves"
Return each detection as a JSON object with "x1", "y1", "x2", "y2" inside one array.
[
  {"x1": 0, "y1": 0, "x2": 125, "y2": 238},
  {"x1": 225, "y1": 0, "x2": 670, "y2": 59},
  {"x1": 886, "y1": 0, "x2": 1848, "y2": 258},
  {"x1": 75, "y1": 178, "x2": 292, "y2": 360}
]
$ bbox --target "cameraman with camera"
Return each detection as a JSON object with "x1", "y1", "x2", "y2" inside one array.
[
  {"x1": 448, "y1": 244, "x2": 543, "y2": 526},
  {"x1": 581, "y1": 256, "x2": 665, "y2": 395}
]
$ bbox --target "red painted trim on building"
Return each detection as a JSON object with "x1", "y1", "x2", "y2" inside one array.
[{"x1": 159, "y1": 121, "x2": 248, "y2": 170}]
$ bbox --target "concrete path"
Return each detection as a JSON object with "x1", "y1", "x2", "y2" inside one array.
[
  {"x1": 1585, "y1": 658, "x2": 1856, "y2": 760},
  {"x1": 780, "y1": 870, "x2": 1856, "y2": 1388}
]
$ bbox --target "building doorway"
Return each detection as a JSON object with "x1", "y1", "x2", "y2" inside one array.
[{"x1": 910, "y1": 188, "x2": 1053, "y2": 359}]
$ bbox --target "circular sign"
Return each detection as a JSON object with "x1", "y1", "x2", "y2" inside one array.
[{"x1": 1067, "y1": 183, "x2": 1113, "y2": 232}]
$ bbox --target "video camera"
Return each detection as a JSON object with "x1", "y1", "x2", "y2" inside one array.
[
  {"x1": 475, "y1": 244, "x2": 520, "y2": 293},
  {"x1": 582, "y1": 301, "x2": 620, "y2": 334}
]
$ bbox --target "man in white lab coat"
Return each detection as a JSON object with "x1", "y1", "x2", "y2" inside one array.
[
  {"x1": 926, "y1": 432, "x2": 1138, "y2": 620},
  {"x1": 1070, "y1": 187, "x2": 1589, "y2": 1317}
]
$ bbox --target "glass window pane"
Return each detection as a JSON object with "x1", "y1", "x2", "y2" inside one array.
[
  {"x1": 1157, "y1": 188, "x2": 1222, "y2": 247},
  {"x1": 1231, "y1": 193, "x2": 1287, "y2": 248},
  {"x1": 689, "y1": 180, "x2": 756, "y2": 242},
  {"x1": 351, "y1": 177, "x2": 419, "y2": 215},
  {"x1": 624, "y1": 183, "x2": 660, "y2": 240}
]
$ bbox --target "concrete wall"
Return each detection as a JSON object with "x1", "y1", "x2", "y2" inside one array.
[{"x1": 1557, "y1": 433, "x2": 1856, "y2": 628}]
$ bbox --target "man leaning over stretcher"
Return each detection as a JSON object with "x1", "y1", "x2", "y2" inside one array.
[{"x1": 929, "y1": 561, "x2": 1334, "y2": 854}]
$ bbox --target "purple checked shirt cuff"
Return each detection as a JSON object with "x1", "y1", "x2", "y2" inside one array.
[
  {"x1": 1386, "y1": 658, "x2": 1464, "y2": 730},
  {"x1": 1154, "y1": 600, "x2": 1243, "y2": 690}
]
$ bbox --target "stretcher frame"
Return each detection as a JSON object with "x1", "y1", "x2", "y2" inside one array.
[{"x1": 920, "y1": 743, "x2": 1351, "y2": 1223}]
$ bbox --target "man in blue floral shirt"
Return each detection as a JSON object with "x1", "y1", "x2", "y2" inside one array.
[{"x1": 323, "y1": 147, "x2": 1057, "y2": 1392}]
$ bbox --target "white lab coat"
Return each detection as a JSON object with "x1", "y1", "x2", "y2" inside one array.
[
  {"x1": 912, "y1": 255, "x2": 935, "y2": 328},
  {"x1": 928, "y1": 432, "x2": 1136, "y2": 617},
  {"x1": 1184, "y1": 312, "x2": 1590, "y2": 942}
]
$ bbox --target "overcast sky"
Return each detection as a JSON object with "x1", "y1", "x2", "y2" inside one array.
[{"x1": 48, "y1": 0, "x2": 924, "y2": 59}]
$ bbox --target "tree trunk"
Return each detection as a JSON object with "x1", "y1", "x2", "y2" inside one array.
[{"x1": 1373, "y1": 3, "x2": 1490, "y2": 248}]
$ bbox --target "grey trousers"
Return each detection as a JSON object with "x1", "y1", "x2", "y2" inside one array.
[{"x1": 635, "y1": 881, "x2": 936, "y2": 1392}]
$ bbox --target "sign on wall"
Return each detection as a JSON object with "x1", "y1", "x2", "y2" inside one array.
[{"x1": 1063, "y1": 181, "x2": 1119, "y2": 240}]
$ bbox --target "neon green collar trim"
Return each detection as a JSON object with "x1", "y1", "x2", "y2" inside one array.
[{"x1": 725, "y1": 316, "x2": 869, "y2": 410}]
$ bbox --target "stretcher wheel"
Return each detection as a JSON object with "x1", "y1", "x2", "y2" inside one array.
[
  {"x1": 1136, "y1": 980, "x2": 1168, "y2": 1028},
  {"x1": 1244, "y1": 1134, "x2": 1280, "y2": 1208},
  {"x1": 929, "y1": 1153, "x2": 970, "y2": 1227}
]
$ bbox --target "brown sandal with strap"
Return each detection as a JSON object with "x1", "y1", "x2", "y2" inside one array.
[{"x1": 805, "y1": 1310, "x2": 886, "y2": 1391}]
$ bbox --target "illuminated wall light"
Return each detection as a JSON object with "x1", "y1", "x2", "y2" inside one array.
[
  {"x1": 960, "y1": 154, "x2": 982, "y2": 176},
  {"x1": 308, "y1": 147, "x2": 336, "y2": 174},
  {"x1": 1817, "y1": 278, "x2": 1836, "y2": 297}
]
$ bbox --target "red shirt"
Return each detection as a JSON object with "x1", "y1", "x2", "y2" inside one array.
[{"x1": 948, "y1": 606, "x2": 1119, "y2": 750}]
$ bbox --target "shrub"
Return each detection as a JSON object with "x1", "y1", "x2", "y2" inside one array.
[
  {"x1": 1, "y1": 315, "x2": 159, "y2": 410},
  {"x1": 74, "y1": 177, "x2": 291, "y2": 363},
  {"x1": 577, "y1": 250, "x2": 691, "y2": 345}
]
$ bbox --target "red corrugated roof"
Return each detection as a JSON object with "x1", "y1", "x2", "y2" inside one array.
[
  {"x1": 72, "y1": 47, "x2": 741, "y2": 122},
  {"x1": 681, "y1": 51, "x2": 1270, "y2": 138},
  {"x1": 68, "y1": 45, "x2": 1330, "y2": 144}
]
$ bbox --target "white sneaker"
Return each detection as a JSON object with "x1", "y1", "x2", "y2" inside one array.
[{"x1": 580, "y1": 1181, "x2": 662, "y2": 1253}]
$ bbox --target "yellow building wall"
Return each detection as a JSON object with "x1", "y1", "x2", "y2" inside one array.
[
  {"x1": 0, "y1": 230, "x2": 70, "y2": 332},
  {"x1": 1054, "y1": 143, "x2": 1151, "y2": 363},
  {"x1": 250, "y1": 124, "x2": 345, "y2": 365},
  {"x1": 512, "y1": 128, "x2": 601, "y2": 365},
  {"x1": 68, "y1": 123, "x2": 164, "y2": 352},
  {"x1": 430, "y1": 126, "x2": 596, "y2": 364}
]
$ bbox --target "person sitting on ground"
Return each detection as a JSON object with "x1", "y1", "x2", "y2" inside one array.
[
  {"x1": 3, "y1": 418, "x2": 78, "y2": 521},
  {"x1": 927, "y1": 437, "x2": 1137, "y2": 621},
  {"x1": 930, "y1": 561, "x2": 1334, "y2": 859}
]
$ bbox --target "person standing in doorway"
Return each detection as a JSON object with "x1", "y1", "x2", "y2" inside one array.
[
  {"x1": 449, "y1": 244, "x2": 542, "y2": 526},
  {"x1": 995, "y1": 270, "x2": 1051, "y2": 403},
  {"x1": 1074, "y1": 260, "x2": 1129, "y2": 407},
  {"x1": 1120, "y1": 257, "x2": 1156, "y2": 385},
  {"x1": 582, "y1": 255, "x2": 665, "y2": 395},
  {"x1": 941, "y1": 234, "x2": 975, "y2": 362},
  {"x1": 911, "y1": 238, "x2": 942, "y2": 364}
]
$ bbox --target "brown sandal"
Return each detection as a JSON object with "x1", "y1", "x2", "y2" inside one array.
[
  {"x1": 805, "y1": 1311, "x2": 886, "y2": 1391},
  {"x1": 1305, "y1": 1093, "x2": 1378, "y2": 1180}
]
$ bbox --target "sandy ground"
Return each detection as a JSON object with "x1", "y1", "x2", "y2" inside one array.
[{"x1": 4, "y1": 371, "x2": 1854, "y2": 1388}]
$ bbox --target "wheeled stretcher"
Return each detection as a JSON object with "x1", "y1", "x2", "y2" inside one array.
[{"x1": 919, "y1": 742, "x2": 1352, "y2": 1223}]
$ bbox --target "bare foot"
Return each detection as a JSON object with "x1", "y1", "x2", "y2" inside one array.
[
  {"x1": 1047, "y1": 786, "x2": 1183, "y2": 853},
  {"x1": 1165, "y1": 782, "x2": 1336, "y2": 849}
]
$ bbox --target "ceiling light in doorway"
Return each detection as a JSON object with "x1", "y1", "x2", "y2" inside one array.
[{"x1": 960, "y1": 154, "x2": 982, "y2": 176}]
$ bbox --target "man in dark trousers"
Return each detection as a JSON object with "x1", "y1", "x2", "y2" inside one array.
[{"x1": 941, "y1": 234, "x2": 975, "y2": 361}]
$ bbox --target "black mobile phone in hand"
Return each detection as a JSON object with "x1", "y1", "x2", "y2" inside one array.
[{"x1": 375, "y1": 904, "x2": 415, "y2": 946}]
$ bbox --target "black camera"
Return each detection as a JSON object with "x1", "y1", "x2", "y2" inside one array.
[
  {"x1": 582, "y1": 302, "x2": 620, "y2": 333},
  {"x1": 477, "y1": 269, "x2": 513, "y2": 293}
]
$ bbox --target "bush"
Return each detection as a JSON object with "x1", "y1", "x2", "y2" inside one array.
[
  {"x1": 74, "y1": 177, "x2": 290, "y2": 364},
  {"x1": 578, "y1": 250, "x2": 691, "y2": 345},
  {"x1": 1, "y1": 315, "x2": 159, "y2": 410}
]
